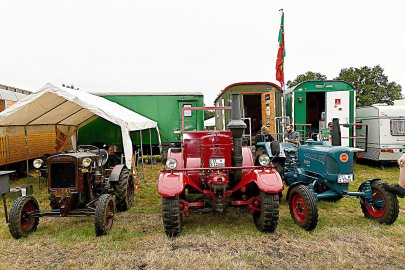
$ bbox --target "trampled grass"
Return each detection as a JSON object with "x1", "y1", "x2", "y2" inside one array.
[{"x1": 0, "y1": 162, "x2": 404, "y2": 269}]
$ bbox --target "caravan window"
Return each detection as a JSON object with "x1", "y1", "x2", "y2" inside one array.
[{"x1": 391, "y1": 119, "x2": 405, "y2": 136}]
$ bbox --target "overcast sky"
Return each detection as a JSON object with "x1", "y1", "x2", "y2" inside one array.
[{"x1": 1, "y1": 0, "x2": 404, "y2": 105}]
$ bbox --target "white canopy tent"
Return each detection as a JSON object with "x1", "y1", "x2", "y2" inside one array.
[
  {"x1": 0, "y1": 83, "x2": 160, "y2": 169},
  {"x1": 204, "y1": 117, "x2": 215, "y2": 128}
]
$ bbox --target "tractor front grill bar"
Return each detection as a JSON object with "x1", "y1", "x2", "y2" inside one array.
[{"x1": 161, "y1": 165, "x2": 273, "y2": 173}]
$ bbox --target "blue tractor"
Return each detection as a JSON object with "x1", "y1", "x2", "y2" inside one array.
[{"x1": 256, "y1": 140, "x2": 399, "y2": 231}]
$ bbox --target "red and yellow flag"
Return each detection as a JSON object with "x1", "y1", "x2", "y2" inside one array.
[{"x1": 276, "y1": 11, "x2": 285, "y2": 87}]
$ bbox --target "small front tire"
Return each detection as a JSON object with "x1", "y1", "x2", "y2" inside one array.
[
  {"x1": 162, "y1": 196, "x2": 182, "y2": 237},
  {"x1": 9, "y1": 196, "x2": 40, "y2": 239},
  {"x1": 288, "y1": 185, "x2": 318, "y2": 231},
  {"x1": 253, "y1": 191, "x2": 279, "y2": 233},
  {"x1": 95, "y1": 194, "x2": 115, "y2": 236}
]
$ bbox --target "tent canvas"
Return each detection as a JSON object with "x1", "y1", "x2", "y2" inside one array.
[{"x1": 0, "y1": 83, "x2": 160, "y2": 168}]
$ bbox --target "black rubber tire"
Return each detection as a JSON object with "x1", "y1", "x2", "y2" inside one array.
[
  {"x1": 162, "y1": 196, "x2": 182, "y2": 237},
  {"x1": 9, "y1": 196, "x2": 40, "y2": 239},
  {"x1": 95, "y1": 194, "x2": 115, "y2": 236},
  {"x1": 288, "y1": 185, "x2": 318, "y2": 231},
  {"x1": 360, "y1": 181, "x2": 399, "y2": 225},
  {"x1": 253, "y1": 191, "x2": 279, "y2": 233},
  {"x1": 112, "y1": 167, "x2": 134, "y2": 212}
]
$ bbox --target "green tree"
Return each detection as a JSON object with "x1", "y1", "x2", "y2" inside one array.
[
  {"x1": 287, "y1": 71, "x2": 327, "y2": 88},
  {"x1": 204, "y1": 110, "x2": 215, "y2": 120},
  {"x1": 335, "y1": 65, "x2": 402, "y2": 106}
]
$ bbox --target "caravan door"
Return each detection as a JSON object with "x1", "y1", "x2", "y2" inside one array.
[{"x1": 326, "y1": 91, "x2": 350, "y2": 147}]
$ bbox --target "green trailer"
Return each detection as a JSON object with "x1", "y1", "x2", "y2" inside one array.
[
  {"x1": 78, "y1": 92, "x2": 204, "y2": 155},
  {"x1": 214, "y1": 82, "x2": 283, "y2": 141},
  {"x1": 286, "y1": 80, "x2": 356, "y2": 147}
]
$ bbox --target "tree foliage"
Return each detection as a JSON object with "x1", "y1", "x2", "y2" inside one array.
[
  {"x1": 335, "y1": 65, "x2": 402, "y2": 106},
  {"x1": 204, "y1": 110, "x2": 215, "y2": 120},
  {"x1": 287, "y1": 71, "x2": 327, "y2": 88}
]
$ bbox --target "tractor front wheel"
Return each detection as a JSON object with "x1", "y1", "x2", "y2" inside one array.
[
  {"x1": 162, "y1": 196, "x2": 182, "y2": 237},
  {"x1": 9, "y1": 196, "x2": 40, "y2": 239},
  {"x1": 113, "y1": 167, "x2": 134, "y2": 212},
  {"x1": 288, "y1": 185, "x2": 318, "y2": 231},
  {"x1": 360, "y1": 181, "x2": 399, "y2": 224},
  {"x1": 95, "y1": 194, "x2": 115, "y2": 236},
  {"x1": 253, "y1": 191, "x2": 279, "y2": 233}
]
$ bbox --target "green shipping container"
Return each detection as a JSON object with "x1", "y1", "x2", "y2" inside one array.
[
  {"x1": 78, "y1": 92, "x2": 204, "y2": 152},
  {"x1": 286, "y1": 80, "x2": 356, "y2": 147}
]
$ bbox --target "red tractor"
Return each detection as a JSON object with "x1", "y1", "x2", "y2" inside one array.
[{"x1": 158, "y1": 94, "x2": 283, "y2": 236}]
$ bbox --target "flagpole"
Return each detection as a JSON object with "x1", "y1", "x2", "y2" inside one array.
[{"x1": 279, "y1": 9, "x2": 287, "y2": 138}]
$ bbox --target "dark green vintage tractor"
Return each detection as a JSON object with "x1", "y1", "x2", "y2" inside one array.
[{"x1": 256, "y1": 140, "x2": 399, "y2": 231}]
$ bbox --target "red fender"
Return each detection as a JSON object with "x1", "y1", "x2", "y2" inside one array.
[
  {"x1": 233, "y1": 169, "x2": 283, "y2": 194},
  {"x1": 253, "y1": 169, "x2": 283, "y2": 193},
  {"x1": 158, "y1": 172, "x2": 203, "y2": 197}
]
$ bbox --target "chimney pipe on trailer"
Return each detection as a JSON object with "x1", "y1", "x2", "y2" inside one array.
[{"x1": 227, "y1": 94, "x2": 246, "y2": 182}]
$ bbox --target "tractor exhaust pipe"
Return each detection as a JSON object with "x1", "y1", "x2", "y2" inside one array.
[
  {"x1": 227, "y1": 94, "x2": 247, "y2": 182},
  {"x1": 331, "y1": 118, "x2": 341, "y2": 146}
]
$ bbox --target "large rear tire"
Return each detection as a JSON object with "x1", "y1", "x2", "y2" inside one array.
[
  {"x1": 9, "y1": 196, "x2": 40, "y2": 239},
  {"x1": 360, "y1": 181, "x2": 399, "y2": 224},
  {"x1": 95, "y1": 194, "x2": 115, "y2": 236},
  {"x1": 162, "y1": 196, "x2": 182, "y2": 237},
  {"x1": 112, "y1": 167, "x2": 134, "y2": 212},
  {"x1": 253, "y1": 191, "x2": 279, "y2": 233},
  {"x1": 288, "y1": 185, "x2": 318, "y2": 231}
]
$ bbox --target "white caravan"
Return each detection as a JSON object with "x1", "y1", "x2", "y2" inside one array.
[{"x1": 356, "y1": 105, "x2": 405, "y2": 162}]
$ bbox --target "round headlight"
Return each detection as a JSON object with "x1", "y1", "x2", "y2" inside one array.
[
  {"x1": 166, "y1": 158, "x2": 178, "y2": 170},
  {"x1": 258, "y1": 154, "x2": 270, "y2": 167},
  {"x1": 33, "y1": 159, "x2": 43, "y2": 169},
  {"x1": 82, "y1": 157, "x2": 92, "y2": 168}
]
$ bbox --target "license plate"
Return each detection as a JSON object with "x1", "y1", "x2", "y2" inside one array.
[
  {"x1": 337, "y1": 174, "x2": 353, "y2": 183},
  {"x1": 209, "y1": 158, "x2": 225, "y2": 167}
]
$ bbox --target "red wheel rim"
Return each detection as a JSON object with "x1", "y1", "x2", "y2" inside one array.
[
  {"x1": 365, "y1": 189, "x2": 385, "y2": 218},
  {"x1": 291, "y1": 193, "x2": 307, "y2": 223},
  {"x1": 20, "y1": 202, "x2": 36, "y2": 232},
  {"x1": 105, "y1": 200, "x2": 114, "y2": 230}
]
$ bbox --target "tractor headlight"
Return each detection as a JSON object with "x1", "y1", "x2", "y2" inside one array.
[
  {"x1": 82, "y1": 157, "x2": 92, "y2": 168},
  {"x1": 258, "y1": 154, "x2": 270, "y2": 167},
  {"x1": 33, "y1": 159, "x2": 43, "y2": 169},
  {"x1": 166, "y1": 158, "x2": 178, "y2": 170}
]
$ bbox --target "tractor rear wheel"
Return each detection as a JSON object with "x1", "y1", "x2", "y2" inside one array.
[
  {"x1": 360, "y1": 181, "x2": 399, "y2": 224},
  {"x1": 162, "y1": 196, "x2": 182, "y2": 237},
  {"x1": 288, "y1": 185, "x2": 318, "y2": 231},
  {"x1": 253, "y1": 191, "x2": 279, "y2": 233},
  {"x1": 112, "y1": 167, "x2": 134, "y2": 212},
  {"x1": 9, "y1": 196, "x2": 40, "y2": 239},
  {"x1": 95, "y1": 194, "x2": 115, "y2": 236}
]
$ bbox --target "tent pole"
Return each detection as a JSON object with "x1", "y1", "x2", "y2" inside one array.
[
  {"x1": 24, "y1": 126, "x2": 29, "y2": 177},
  {"x1": 149, "y1": 129, "x2": 153, "y2": 169},
  {"x1": 140, "y1": 130, "x2": 144, "y2": 179}
]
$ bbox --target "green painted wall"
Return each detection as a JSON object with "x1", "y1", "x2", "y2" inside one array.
[
  {"x1": 78, "y1": 94, "x2": 204, "y2": 146},
  {"x1": 286, "y1": 80, "x2": 356, "y2": 145}
]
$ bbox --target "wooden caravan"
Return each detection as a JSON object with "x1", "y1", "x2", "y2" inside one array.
[{"x1": 214, "y1": 82, "x2": 283, "y2": 141}]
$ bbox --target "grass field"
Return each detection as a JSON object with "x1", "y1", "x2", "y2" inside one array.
[{"x1": 0, "y1": 163, "x2": 404, "y2": 270}]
